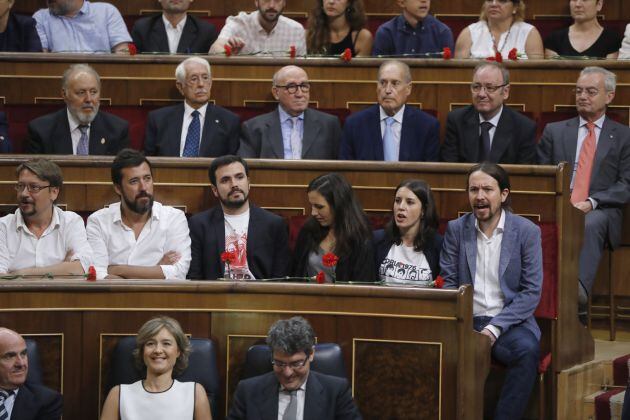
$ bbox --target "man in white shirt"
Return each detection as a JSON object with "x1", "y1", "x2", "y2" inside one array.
[
  {"x1": 208, "y1": 0, "x2": 306, "y2": 55},
  {"x1": 228, "y1": 317, "x2": 361, "y2": 419},
  {"x1": 0, "y1": 158, "x2": 91, "y2": 277},
  {"x1": 440, "y1": 163, "x2": 543, "y2": 420},
  {"x1": 143, "y1": 57, "x2": 240, "y2": 157},
  {"x1": 86, "y1": 149, "x2": 191, "y2": 280},
  {"x1": 187, "y1": 155, "x2": 289, "y2": 280}
]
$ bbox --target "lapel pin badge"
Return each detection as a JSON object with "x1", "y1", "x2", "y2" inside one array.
[
  {"x1": 0, "y1": 136, "x2": 4, "y2": 141},
  {"x1": 215, "y1": 119, "x2": 219, "y2": 123},
  {"x1": 101, "y1": 138, "x2": 106, "y2": 144}
]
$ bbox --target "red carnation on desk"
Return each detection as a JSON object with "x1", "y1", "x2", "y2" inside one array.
[
  {"x1": 86, "y1": 266, "x2": 97, "y2": 282},
  {"x1": 322, "y1": 252, "x2": 339, "y2": 267},
  {"x1": 442, "y1": 47, "x2": 452, "y2": 60},
  {"x1": 127, "y1": 43, "x2": 137, "y2": 56},
  {"x1": 224, "y1": 44, "x2": 232, "y2": 57},
  {"x1": 433, "y1": 275, "x2": 444, "y2": 289},
  {"x1": 289, "y1": 45, "x2": 297, "y2": 58},
  {"x1": 508, "y1": 48, "x2": 518, "y2": 61},
  {"x1": 341, "y1": 48, "x2": 352, "y2": 62},
  {"x1": 315, "y1": 271, "x2": 326, "y2": 284}
]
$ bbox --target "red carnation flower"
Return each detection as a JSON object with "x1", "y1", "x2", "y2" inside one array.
[
  {"x1": 434, "y1": 275, "x2": 444, "y2": 289},
  {"x1": 289, "y1": 45, "x2": 296, "y2": 58},
  {"x1": 495, "y1": 51, "x2": 503, "y2": 62},
  {"x1": 508, "y1": 48, "x2": 518, "y2": 61},
  {"x1": 86, "y1": 265, "x2": 97, "y2": 281},
  {"x1": 322, "y1": 252, "x2": 339, "y2": 267},
  {"x1": 128, "y1": 43, "x2": 137, "y2": 56},
  {"x1": 221, "y1": 251, "x2": 236, "y2": 264},
  {"x1": 316, "y1": 271, "x2": 325, "y2": 284},
  {"x1": 224, "y1": 44, "x2": 232, "y2": 57},
  {"x1": 442, "y1": 47, "x2": 452, "y2": 60},
  {"x1": 341, "y1": 48, "x2": 352, "y2": 62}
]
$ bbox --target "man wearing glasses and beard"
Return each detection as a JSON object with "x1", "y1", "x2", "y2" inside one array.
[{"x1": 86, "y1": 149, "x2": 191, "y2": 280}]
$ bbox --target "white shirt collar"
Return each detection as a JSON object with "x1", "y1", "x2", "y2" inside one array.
[
  {"x1": 478, "y1": 105, "x2": 503, "y2": 127},
  {"x1": 15, "y1": 206, "x2": 61, "y2": 233},
  {"x1": 474, "y1": 208, "x2": 506, "y2": 237},
  {"x1": 379, "y1": 104, "x2": 405, "y2": 124},
  {"x1": 278, "y1": 105, "x2": 304, "y2": 123},
  {"x1": 162, "y1": 13, "x2": 187, "y2": 30},
  {"x1": 183, "y1": 101, "x2": 208, "y2": 120},
  {"x1": 66, "y1": 108, "x2": 87, "y2": 132},
  {"x1": 111, "y1": 201, "x2": 161, "y2": 225},
  {"x1": 578, "y1": 113, "x2": 606, "y2": 129}
]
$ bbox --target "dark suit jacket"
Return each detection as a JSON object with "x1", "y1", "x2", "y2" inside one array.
[
  {"x1": 340, "y1": 104, "x2": 439, "y2": 161},
  {"x1": 0, "y1": 112, "x2": 11, "y2": 153},
  {"x1": 0, "y1": 13, "x2": 42, "y2": 52},
  {"x1": 373, "y1": 229, "x2": 443, "y2": 280},
  {"x1": 26, "y1": 109, "x2": 129, "y2": 155},
  {"x1": 238, "y1": 108, "x2": 341, "y2": 159},
  {"x1": 537, "y1": 116, "x2": 630, "y2": 248},
  {"x1": 131, "y1": 13, "x2": 217, "y2": 54},
  {"x1": 144, "y1": 103, "x2": 240, "y2": 157},
  {"x1": 227, "y1": 371, "x2": 362, "y2": 420},
  {"x1": 187, "y1": 205, "x2": 290, "y2": 280},
  {"x1": 440, "y1": 211, "x2": 543, "y2": 339},
  {"x1": 11, "y1": 382, "x2": 63, "y2": 420},
  {"x1": 441, "y1": 105, "x2": 536, "y2": 164}
]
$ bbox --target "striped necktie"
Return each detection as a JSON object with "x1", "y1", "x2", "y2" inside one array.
[
  {"x1": 77, "y1": 124, "x2": 89, "y2": 155},
  {"x1": 0, "y1": 389, "x2": 14, "y2": 420}
]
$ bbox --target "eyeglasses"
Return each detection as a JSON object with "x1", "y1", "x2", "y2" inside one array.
[
  {"x1": 573, "y1": 87, "x2": 600, "y2": 97},
  {"x1": 271, "y1": 357, "x2": 309, "y2": 370},
  {"x1": 275, "y1": 83, "x2": 311, "y2": 94},
  {"x1": 470, "y1": 83, "x2": 508, "y2": 93},
  {"x1": 15, "y1": 183, "x2": 52, "y2": 193},
  {"x1": 185, "y1": 74, "x2": 211, "y2": 86}
]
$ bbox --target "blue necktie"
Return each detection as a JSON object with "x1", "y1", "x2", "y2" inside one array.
[
  {"x1": 77, "y1": 125, "x2": 89, "y2": 155},
  {"x1": 383, "y1": 117, "x2": 397, "y2": 161},
  {"x1": 183, "y1": 110, "x2": 200, "y2": 157},
  {"x1": 0, "y1": 389, "x2": 14, "y2": 420}
]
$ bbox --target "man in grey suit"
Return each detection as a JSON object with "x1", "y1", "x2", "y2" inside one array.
[
  {"x1": 228, "y1": 316, "x2": 361, "y2": 420},
  {"x1": 538, "y1": 66, "x2": 630, "y2": 317},
  {"x1": 238, "y1": 65, "x2": 341, "y2": 159}
]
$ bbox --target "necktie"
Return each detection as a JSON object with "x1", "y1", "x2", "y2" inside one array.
[
  {"x1": 283, "y1": 390, "x2": 298, "y2": 420},
  {"x1": 383, "y1": 116, "x2": 397, "y2": 161},
  {"x1": 479, "y1": 121, "x2": 493, "y2": 162},
  {"x1": 290, "y1": 117, "x2": 302, "y2": 160},
  {"x1": 571, "y1": 122, "x2": 596, "y2": 204},
  {"x1": 183, "y1": 110, "x2": 200, "y2": 157},
  {"x1": 0, "y1": 389, "x2": 14, "y2": 420},
  {"x1": 77, "y1": 124, "x2": 89, "y2": 155}
]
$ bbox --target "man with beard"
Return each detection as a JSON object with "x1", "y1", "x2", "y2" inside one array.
[
  {"x1": 33, "y1": 0, "x2": 131, "y2": 53},
  {"x1": 131, "y1": 0, "x2": 217, "y2": 54},
  {"x1": 208, "y1": 0, "x2": 306, "y2": 56},
  {"x1": 27, "y1": 64, "x2": 129, "y2": 155},
  {"x1": 440, "y1": 162, "x2": 542, "y2": 420},
  {"x1": 0, "y1": 158, "x2": 91, "y2": 277},
  {"x1": 0, "y1": 328, "x2": 62, "y2": 419},
  {"x1": 188, "y1": 155, "x2": 290, "y2": 280},
  {"x1": 143, "y1": 57, "x2": 240, "y2": 157},
  {"x1": 86, "y1": 149, "x2": 191, "y2": 280}
]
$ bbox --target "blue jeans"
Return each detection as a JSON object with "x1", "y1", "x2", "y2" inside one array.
[{"x1": 474, "y1": 316, "x2": 540, "y2": 420}]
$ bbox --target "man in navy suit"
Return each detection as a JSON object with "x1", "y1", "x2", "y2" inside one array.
[
  {"x1": 440, "y1": 163, "x2": 542, "y2": 420},
  {"x1": 340, "y1": 60, "x2": 439, "y2": 162},
  {"x1": 0, "y1": 328, "x2": 62, "y2": 420},
  {"x1": 131, "y1": 0, "x2": 216, "y2": 54},
  {"x1": 144, "y1": 57, "x2": 240, "y2": 157},
  {"x1": 0, "y1": 1, "x2": 42, "y2": 52},
  {"x1": 0, "y1": 112, "x2": 11, "y2": 153},
  {"x1": 27, "y1": 64, "x2": 129, "y2": 155},
  {"x1": 188, "y1": 155, "x2": 289, "y2": 280},
  {"x1": 228, "y1": 316, "x2": 361, "y2": 420}
]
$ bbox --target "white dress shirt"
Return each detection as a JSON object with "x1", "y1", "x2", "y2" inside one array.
[
  {"x1": 1, "y1": 388, "x2": 18, "y2": 418},
  {"x1": 0, "y1": 206, "x2": 92, "y2": 274},
  {"x1": 572, "y1": 114, "x2": 605, "y2": 209},
  {"x1": 379, "y1": 105, "x2": 405, "y2": 161},
  {"x1": 277, "y1": 379, "x2": 307, "y2": 420},
  {"x1": 162, "y1": 14, "x2": 187, "y2": 54},
  {"x1": 86, "y1": 201, "x2": 191, "y2": 280},
  {"x1": 474, "y1": 209, "x2": 506, "y2": 339},
  {"x1": 178, "y1": 102, "x2": 207, "y2": 156},
  {"x1": 67, "y1": 109, "x2": 90, "y2": 155},
  {"x1": 478, "y1": 105, "x2": 503, "y2": 148}
]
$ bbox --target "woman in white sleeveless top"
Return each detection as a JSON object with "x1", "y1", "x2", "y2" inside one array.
[
  {"x1": 454, "y1": 0, "x2": 543, "y2": 60},
  {"x1": 101, "y1": 316, "x2": 212, "y2": 420}
]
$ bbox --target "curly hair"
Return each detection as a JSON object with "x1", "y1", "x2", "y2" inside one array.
[
  {"x1": 306, "y1": 0, "x2": 367, "y2": 54},
  {"x1": 267, "y1": 316, "x2": 315, "y2": 356}
]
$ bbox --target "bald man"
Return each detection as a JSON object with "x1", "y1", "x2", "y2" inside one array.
[
  {"x1": 0, "y1": 328, "x2": 62, "y2": 419},
  {"x1": 238, "y1": 65, "x2": 341, "y2": 159}
]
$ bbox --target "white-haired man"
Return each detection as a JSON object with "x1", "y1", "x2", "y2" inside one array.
[{"x1": 143, "y1": 57, "x2": 240, "y2": 157}]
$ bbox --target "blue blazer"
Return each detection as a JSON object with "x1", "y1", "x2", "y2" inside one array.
[
  {"x1": 0, "y1": 112, "x2": 11, "y2": 153},
  {"x1": 0, "y1": 13, "x2": 42, "y2": 52},
  {"x1": 439, "y1": 211, "x2": 543, "y2": 339},
  {"x1": 12, "y1": 382, "x2": 63, "y2": 420},
  {"x1": 340, "y1": 104, "x2": 439, "y2": 161}
]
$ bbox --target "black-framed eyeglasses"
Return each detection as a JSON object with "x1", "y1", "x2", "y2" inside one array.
[
  {"x1": 470, "y1": 83, "x2": 508, "y2": 93},
  {"x1": 275, "y1": 83, "x2": 311, "y2": 94},
  {"x1": 15, "y1": 183, "x2": 52, "y2": 193},
  {"x1": 573, "y1": 87, "x2": 600, "y2": 97},
  {"x1": 271, "y1": 357, "x2": 309, "y2": 370}
]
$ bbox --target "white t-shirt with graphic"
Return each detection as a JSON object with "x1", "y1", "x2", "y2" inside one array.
[
  {"x1": 224, "y1": 210, "x2": 255, "y2": 280},
  {"x1": 379, "y1": 244, "x2": 432, "y2": 286}
]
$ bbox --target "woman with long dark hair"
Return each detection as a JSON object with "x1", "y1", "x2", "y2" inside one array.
[
  {"x1": 374, "y1": 179, "x2": 442, "y2": 285},
  {"x1": 306, "y1": 0, "x2": 373, "y2": 56},
  {"x1": 292, "y1": 173, "x2": 376, "y2": 282}
]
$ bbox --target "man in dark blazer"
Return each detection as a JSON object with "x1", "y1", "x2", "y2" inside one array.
[
  {"x1": 0, "y1": 328, "x2": 62, "y2": 420},
  {"x1": 239, "y1": 65, "x2": 341, "y2": 159},
  {"x1": 27, "y1": 64, "x2": 128, "y2": 155},
  {"x1": 144, "y1": 57, "x2": 240, "y2": 157},
  {"x1": 228, "y1": 317, "x2": 361, "y2": 420},
  {"x1": 0, "y1": 6, "x2": 42, "y2": 52},
  {"x1": 441, "y1": 61, "x2": 536, "y2": 164},
  {"x1": 340, "y1": 60, "x2": 438, "y2": 162},
  {"x1": 188, "y1": 155, "x2": 289, "y2": 280},
  {"x1": 0, "y1": 112, "x2": 11, "y2": 153},
  {"x1": 440, "y1": 163, "x2": 542, "y2": 420},
  {"x1": 131, "y1": 0, "x2": 216, "y2": 54},
  {"x1": 537, "y1": 66, "x2": 630, "y2": 313}
]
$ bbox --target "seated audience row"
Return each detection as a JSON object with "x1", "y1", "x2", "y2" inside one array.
[{"x1": 2, "y1": 0, "x2": 629, "y2": 59}]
